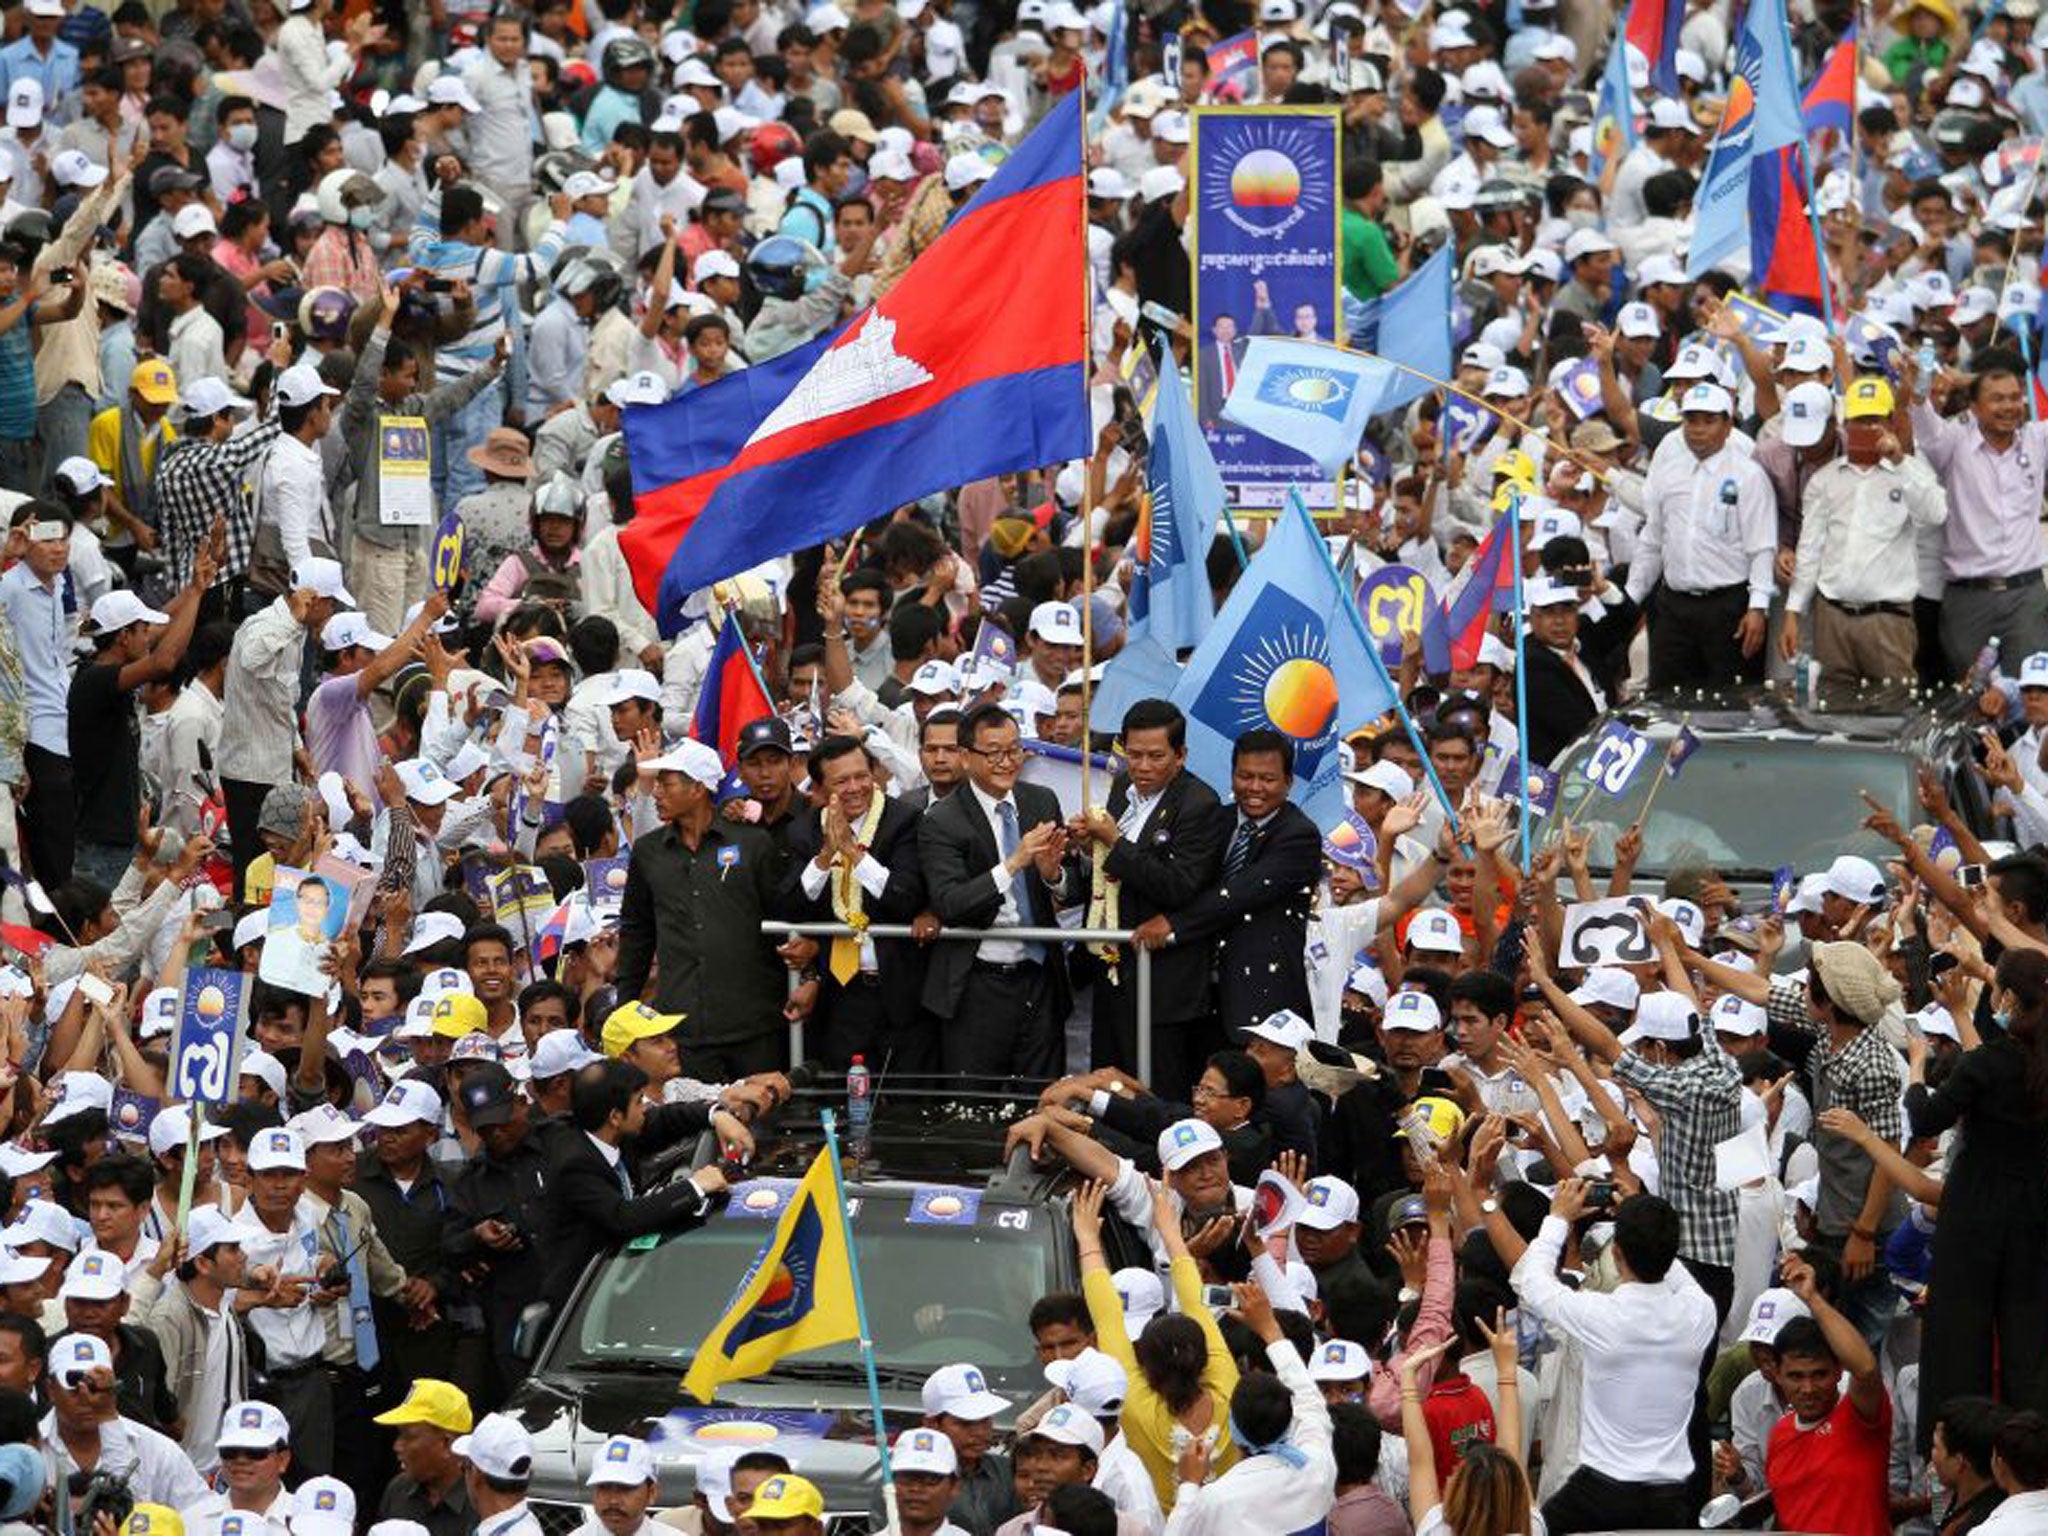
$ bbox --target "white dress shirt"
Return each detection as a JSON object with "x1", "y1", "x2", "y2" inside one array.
[
  {"x1": 166, "y1": 307, "x2": 227, "y2": 401},
  {"x1": 40, "y1": 1411, "x2": 210, "y2": 1512},
  {"x1": 1975, "y1": 1488, "x2": 2048, "y2": 1533},
  {"x1": 259, "y1": 432, "x2": 333, "y2": 572},
  {"x1": 968, "y1": 780, "x2": 1031, "y2": 964},
  {"x1": 1162, "y1": 1340, "x2": 1336, "y2": 1536},
  {"x1": 1786, "y1": 454, "x2": 1947, "y2": 612},
  {"x1": 799, "y1": 818, "x2": 891, "y2": 973},
  {"x1": 1511, "y1": 1213, "x2": 1718, "y2": 1484},
  {"x1": 1628, "y1": 436, "x2": 1777, "y2": 609},
  {"x1": 235, "y1": 1207, "x2": 325, "y2": 1367}
]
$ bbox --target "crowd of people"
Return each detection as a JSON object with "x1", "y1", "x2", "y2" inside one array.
[{"x1": 0, "y1": 0, "x2": 2034, "y2": 1529}]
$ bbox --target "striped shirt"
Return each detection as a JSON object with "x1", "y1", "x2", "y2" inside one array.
[
  {"x1": 407, "y1": 190, "x2": 568, "y2": 379},
  {"x1": 0, "y1": 298, "x2": 36, "y2": 439}
]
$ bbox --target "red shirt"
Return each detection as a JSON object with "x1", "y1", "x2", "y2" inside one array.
[
  {"x1": 1420, "y1": 1370, "x2": 1497, "y2": 1476},
  {"x1": 1767, "y1": 1390, "x2": 1893, "y2": 1536}
]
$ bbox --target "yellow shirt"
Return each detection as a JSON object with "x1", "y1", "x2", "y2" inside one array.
[
  {"x1": 86, "y1": 405, "x2": 174, "y2": 496},
  {"x1": 1082, "y1": 1255, "x2": 1239, "y2": 1510}
]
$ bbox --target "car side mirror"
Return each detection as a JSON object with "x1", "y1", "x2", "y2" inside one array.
[{"x1": 512, "y1": 1301, "x2": 554, "y2": 1363}]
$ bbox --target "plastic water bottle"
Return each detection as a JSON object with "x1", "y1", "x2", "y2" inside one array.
[
  {"x1": 1967, "y1": 635, "x2": 2002, "y2": 694},
  {"x1": 846, "y1": 1055, "x2": 872, "y2": 1166},
  {"x1": 1792, "y1": 649, "x2": 1819, "y2": 709},
  {"x1": 1917, "y1": 339, "x2": 1939, "y2": 382}
]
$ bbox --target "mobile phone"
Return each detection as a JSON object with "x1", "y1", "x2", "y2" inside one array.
[
  {"x1": 1928, "y1": 951, "x2": 1959, "y2": 979},
  {"x1": 1139, "y1": 299, "x2": 1184, "y2": 330},
  {"x1": 1584, "y1": 1178, "x2": 1618, "y2": 1210},
  {"x1": 49, "y1": 267, "x2": 73, "y2": 284},
  {"x1": 270, "y1": 320, "x2": 290, "y2": 342},
  {"x1": 1959, "y1": 863, "x2": 1987, "y2": 889},
  {"x1": 424, "y1": 276, "x2": 456, "y2": 293},
  {"x1": 200, "y1": 910, "x2": 235, "y2": 934},
  {"x1": 77, "y1": 973, "x2": 114, "y2": 1007},
  {"x1": 1200, "y1": 1284, "x2": 1235, "y2": 1311}
]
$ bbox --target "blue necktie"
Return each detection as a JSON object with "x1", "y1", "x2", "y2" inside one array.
[
  {"x1": 996, "y1": 801, "x2": 1046, "y2": 961},
  {"x1": 1225, "y1": 817, "x2": 1256, "y2": 876},
  {"x1": 614, "y1": 1156, "x2": 634, "y2": 1199},
  {"x1": 331, "y1": 1209, "x2": 379, "y2": 1372}
]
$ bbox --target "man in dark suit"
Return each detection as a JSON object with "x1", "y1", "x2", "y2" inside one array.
[
  {"x1": 783, "y1": 734, "x2": 931, "y2": 1071},
  {"x1": 540, "y1": 1054, "x2": 737, "y2": 1307},
  {"x1": 1134, "y1": 729, "x2": 1319, "y2": 1039},
  {"x1": 1521, "y1": 573, "x2": 1639, "y2": 767},
  {"x1": 1067, "y1": 699, "x2": 1225, "y2": 1102},
  {"x1": 917, "y1": 701, "x2": 1077, "y2": 1079}
]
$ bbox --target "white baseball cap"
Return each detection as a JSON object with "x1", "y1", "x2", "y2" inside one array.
[
  {"x1": 363, "y1": 1080, "x2": 443, "y2": 1129},
  {"x1": 186, "y1": 1204, "x2": 249, "y2": 1255},
  {"x1": 1680, "y1": 381, "x2": 1735, "y2": 416},
  {"x1": 531, "y1": 1029, "x2": 603, "y2": 1078},
  {"x1": 321, "y1": 611, "x2": 394, "y2": 652},
  {"x1": 291, "y1": 556, "x2": 354, "y2": 604},
  {"x1": 89, "y1": 590, "x2": 171, "y2": 635},
  {"x1": 1646, "y1": 97, "x2": 1700, "y2": 134},
  {"x1": 600, "y1": 668, "x2": 663, "y2": 707},
  {"x1": 1656, "y1": 896, "x2": 1705, "y2": 948},
  {"x1": 1823, "y1": 853, "x2": 1887, "y2": 904},
  {"x1": 1029, "y1": 600, "x2": 1084, "y2": 645},
  {"x1": 1739, "y1": 1286, "x2": 1811, "y2": 1345},
  {"x1": 453, "y1": 1414, "x2": 535, "y2": 1481},
  {"x1": 1044, "y1": 1347, "x2": 1127, "y2": 1416},
  {"x1": 645, "y1": 739, "x2": 725, "y2": 789},
  {"x1": 1405, "y1": 908, "x2": 1464, "y2": 953},
  {"x1": 245, "y1": 1127, "x2": 307, "y2": 1173},
  {"x1": 920, "y1": 1363, "x2": 1008, "y2": 1421},
  {"x1": 290, "y1": 1105, "x2": 362, "y2": 1155},
  {"x1": 402, "y1": 912, "x2": 467, "y2": 955},
  {"x1": 180, "y1": 377, "x2": 252, "y2": 420},
  {"x1": 1111, "y1": 1267, "x2": 1163, "y2": 1334},
  {"x1": 146, "y1": 1102, "x2": 229, "y2": 1159},
  {"x1": 5, "y1": 80, "x2": 42, "y2": 128},
  {"x1": 1088, "y1": 166, "x2": 1135, "y2": 201},
  {"x1": 58, "y1": 1248, "x2": 127, "y2": 1301},
  {"x1": 51, "y1": 1333, "x2": 113, "y2": 1387},
  {"x1": 1383, "y1": 990, "x2": 1442, "y2": 1032},
  {"x1": 50, "y1": 149, "x2": 108, "y2": 189},
  {"x1": 240, "y1": 1048, "x2": 288, "y2": 1099},
  {"x1": 944, "y1": 153, "x2": 996, "y2": 193},
  {"x1": 395, "y1": 758, "x2": 460, "y2": 806},
  {"x1": 1570, "y1": 967, "x2": 1641, "y2": 1013},
  {"x1": 907, "y1": 659, "x2": 961, "y2": 697},
  {"x1": 53, "y1": 457, "x2": 110, "y2": 497},
  {"x1": 276, "y1": 363, "x2": 341, "y2": 410},
  {"x1": 586, "y1": 1435, "x2": 655, "y2": 1487},
  {"x1": 694, "y1": 249, "x2": 741, "y2": 283},
  {"x1": 426, "y1": 75, "x2": 482, "y2": 112},
  {"x1": 1138, "y1": 165, "x2": 1185, "y2": 202},
  {"x1": 172, "y1": 203, "x2": 218, "y2": 240},
  {"x1": 892, "y1": 1427, "x2": 960, "y2": 1477},
  {"x1": 1636, "y1": 254, "x2": 1688, "y2": 288},
  {"x1": 419, "y1": 967, "x2": 474, "y2": 1000},
  {"x1": 293, "y1": 1477, "x2": 355, "y2": 1536},
  {"x1": 1621, "y1": 990, "x2": 1698, "y2": 1045},
  {"x1": 1343, "y1": 760, "x2": 1414, "y2": 801},
  {"x1": 1025, "y1": 1403, "x2": 1105, "y2": 1456},
  {"x1": 1294, "y1": 1175, "x2": 1361, "y2": 1231},
  {"x1": 1710, "y1": 994, "x2": 1767, "y2": 1039},
  {"x1": 605, "y1": 370, "x2": 671, "y2": 408},
  {"x1": 138, "y1": 985, "x2": 182, "y2": 1041},
  {"x1": 1308, "y1": 1338, "x2": 1372, "y2": 1383},
  {"x1": 1779, "y1": 380, "x2": 1836, "y2": 448},
  {"x1": 1563, "y1": 227, "x2": 1618, "y2": 264},
  {"x1": 1243, "y1": 1008, "x2": 1313, "y2": 1053},
  {"x1": 1155, "y1": 1117, "x2": 1224, "y2": 1172}
]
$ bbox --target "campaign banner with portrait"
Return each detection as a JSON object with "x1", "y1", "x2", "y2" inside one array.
[{"x1": 1189, "y1": 105, "x2": 1343, "y2": 508}]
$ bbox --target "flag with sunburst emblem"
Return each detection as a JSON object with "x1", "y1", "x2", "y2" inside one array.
[
  {"x1": 1169, "y1": 490, "x2": 1393, "y2": 826},
  {"x1": 1220, "y1": 337, "x2": 1395, "y2": 476},
  {"x1": 682, "y1": 1149, "x2": 859, "y2": 1403}
]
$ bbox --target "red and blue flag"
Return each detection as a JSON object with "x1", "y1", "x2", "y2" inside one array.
[
  {"x1": 1623, "y1": 0, "x2": 1684, "y2": 96},
  {"x1": 692, "y1": 614, "x2": 776, "y2": 763},
  {"x1": 1441, "y1": 514, "x2": 1517, "y2": 670},
  {"x1": 621, "y1": 94, "x2": 1090, "y2": 635},
  {"x1": 1206, "y1": 32, "x2": 1258, "y2": 101}
]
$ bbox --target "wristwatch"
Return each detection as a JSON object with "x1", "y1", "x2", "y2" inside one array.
[{"x1": 1480, "y1": 1197, "x2": 1501, "y2": 1216}]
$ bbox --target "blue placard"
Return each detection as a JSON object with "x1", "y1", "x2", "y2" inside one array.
[
  {"x1": 1354, "y1": 563, "x2": 1447, "y2": 667},
  {"x1": 584, "y1": 855, "x2": 631, "y2": 909},
  {"x1": 1581, "y1": 721, "x2": 1654, "y2": 795},
  {"x1": 432, "y1": 512, "x2": 466, "y2": 592},
  {"x1": 173, "y1": 967, "x2": 248, "y2": 1107}
]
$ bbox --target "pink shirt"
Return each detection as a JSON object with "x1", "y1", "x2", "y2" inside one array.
[{"x1": 211, "y1": 239, "x2": 273, "y2": 355}]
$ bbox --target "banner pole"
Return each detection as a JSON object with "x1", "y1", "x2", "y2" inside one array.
[
  {"x1": 1633, "y1": 712, "x2": 1691, "y2": 828},
  {"x1": 819, "y1": 1109, "x2": 897, "y2": 1534},
  {"x1": 1791, "y1": 144, "x2": 1839, "y2": 333},
  {"x1": 1510, "y1": 491, "x2": 1532, "y2": 878},
  {"x1": 1079, "y1": 78, "x2": 1095, "y2": 810},
  {"x1": 1294, "y1": 490, "x2": 1465, "y2": 843}
]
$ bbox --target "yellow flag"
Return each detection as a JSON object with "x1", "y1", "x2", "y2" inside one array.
[{"x1": 682, "y1": 1149, "x2": 860, "y2": 1404}]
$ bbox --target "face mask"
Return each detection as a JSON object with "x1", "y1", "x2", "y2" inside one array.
[
  {"x1": 349, "y1": 206, "x2": 376, "y2": 230},
  {"x1": 1564, "y1": 207, "x2": 1600, "y2": 229},
  {"x1": 227, "y1": 122, "x2": 258, "y2": 151},
  {"x1": 1994, "y1": 1009, "x2": 2012, "y2": 1029}
]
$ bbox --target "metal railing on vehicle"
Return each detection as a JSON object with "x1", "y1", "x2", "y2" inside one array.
[{"x1": 760, "y1": 921, "x2": 1155, "y2": 1080}]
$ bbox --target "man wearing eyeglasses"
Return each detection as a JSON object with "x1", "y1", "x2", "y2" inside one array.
[
  {"x1": 184, "y1": 1400, "x2": 294, "y2": 1523},
  {"x1": 918, "y1": 701, "x2": 1080, "y2": 1079}
]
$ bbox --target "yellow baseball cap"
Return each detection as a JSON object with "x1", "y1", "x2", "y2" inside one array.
[
  {"x1": 1396, "y1": 1095, "x2": 1468, "y2": 1142},
  {"x1": 431, "y1": 993, "x2": 489, "y2": 1040},
  {"x1": 601, "y1": 1000, "x2": 683, "y2": 1058},
  {"x1": 1844, "y1": 376, "x2": 1896, "y2": 420},
  {"x1": 130, "y1": 357, "x2": 176, "y2": 406},
  {"x1": 1492, "y1": 447, "x2": 1537, "y2": 485},
  {"x1": 372, "y1": 1377, "x2": 474, "y2": 1433},
  {"x1": 745, "y1": 1474, "x2": 824, "y2": 1521},
  {"x1": 125, "y1": 1507, "x2": 183, "y2": 1536}
]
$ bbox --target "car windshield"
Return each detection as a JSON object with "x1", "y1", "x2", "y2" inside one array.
[
  {"x1": 556, "y1": 1188, "x2": 1052, "y2": 1384},
  {"x1": 1551, "y1": 737, "x2": 1917, "y2": 878}
]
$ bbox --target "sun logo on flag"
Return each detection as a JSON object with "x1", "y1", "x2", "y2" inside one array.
[
  {"x1": 1203, "y1": 119, "x2": 1330, "y2": 240},
  {"x1": 1236, "y1": 625, "x2": 1339, "y2": 740}
]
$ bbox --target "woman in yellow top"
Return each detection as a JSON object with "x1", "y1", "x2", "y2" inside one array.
[{"x1": 1072, "y1": 1177, "x2": 1238, "y2": 1512}]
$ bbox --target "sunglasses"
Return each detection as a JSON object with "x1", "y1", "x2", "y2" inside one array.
[{"x1": 219, "y1": 1447, "x2": 280, "y2": 1462}]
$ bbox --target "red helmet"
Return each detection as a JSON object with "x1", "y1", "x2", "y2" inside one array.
[
  {"x1": 561, "y1": 58, "x2": 598, "y2": 91},
  {"x1": 749, "y1": 121, "x2": 801, "y2": 176}
]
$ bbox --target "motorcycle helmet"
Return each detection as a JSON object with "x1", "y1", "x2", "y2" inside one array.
[
  {"x1": 315, "y1": 168, "x2": 382, "y2": 225},
  {"x1": 298, "y1": 286, "x2": 359, "y2": 345},
  {"x1": 748, "y1": 120, "x2": 801, "y2": 176},
  {"x1": 746, "y1": 234, "x2": 823, "y2": 300},
  {"x1": 602, "y1": 36, "x2": 657, "y2": 90}
]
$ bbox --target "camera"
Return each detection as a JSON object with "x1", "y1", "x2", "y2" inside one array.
[
  {"x1": 1584, "y1": 1179, "x2": 1618, "y2": 1210},
  {"x1": 72, "y1": 1468, "x2": 134, "y2": 1531},
  {"x1": 319, "y1": 1264, "x2": 350, "y2": 1291}
]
